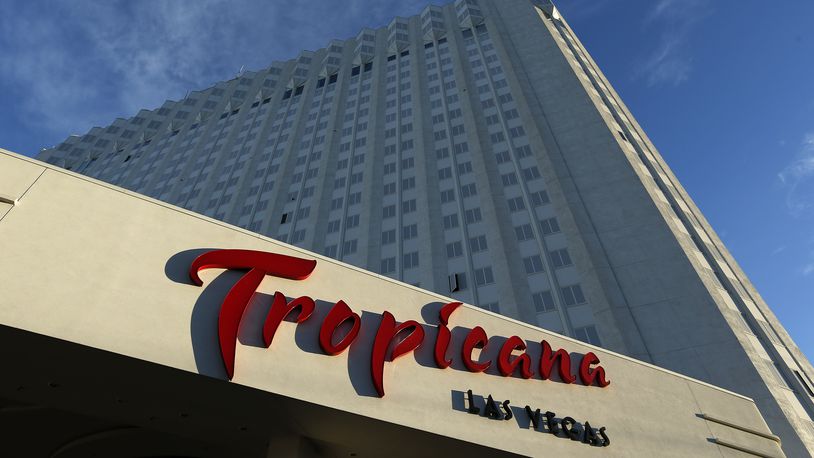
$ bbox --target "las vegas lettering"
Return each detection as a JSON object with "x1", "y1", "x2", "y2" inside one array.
[
  {"x1": 464, "y1": 390, "x2": 610, "y2": 447},
  {"x1": 189, "y1": 249, "x2": 610, "y2": 397}
]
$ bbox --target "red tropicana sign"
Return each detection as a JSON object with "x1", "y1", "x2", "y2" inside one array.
[{"x1": 189, "y1": 249, "x2": 610, "y2": 397}]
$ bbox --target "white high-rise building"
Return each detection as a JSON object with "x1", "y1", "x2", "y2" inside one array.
[{"x1": 37, "y1": 0, "x2": 814, "y2": 454}]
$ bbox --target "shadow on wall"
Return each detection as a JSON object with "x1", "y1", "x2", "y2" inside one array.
[
  {"x1": 165, "y1": 249, "x2": 590, "y2": 397},
  {"x1": 165, "y1": 248, "x2": 231, "y2": 380}
]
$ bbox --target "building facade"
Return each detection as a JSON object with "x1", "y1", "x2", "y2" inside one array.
[
  {"x1": 0, "y1": 149, "x2": 787, "y2": 457},
  {"x1": 36, "y1": 0, "x2": 814, "y2": 454}
]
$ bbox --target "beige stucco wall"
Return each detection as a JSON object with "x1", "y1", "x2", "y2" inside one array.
[{"x1": 0, "y1": 150, "x2": 783, "y2": 457}]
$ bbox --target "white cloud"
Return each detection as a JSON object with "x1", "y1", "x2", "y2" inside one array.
[
  {"x1": 634, "y1": 0, "x2": 711, "y2": 87},
  {"x1": 0, "y1": 0, "x2": 433, "y2": 147},
  {"x1": 778, "y1": 133, "x2": 814, "y2": 217}
]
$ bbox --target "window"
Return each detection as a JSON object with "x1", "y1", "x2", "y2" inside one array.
[
  {"x1": 345, "y1": 214, "x2": 360, "y2": 228},
  {"x1": 464, "y1": 208, "x2": 482, "y2": 223},
  {"x1": 523, "y1": 255, "x2": 544, "y2": 274},
  {"x1": 402, "y1": 177, "x2": 416, "y2": 190},
  {"x1": 474, "y1": 267, "x2": 494, "y2": 286},
  {"x1": 510, "y1": 126, "x2": 526, "y2": 138},
  {"x1": 767, "y1": 362, "x2": 789, "y2": 388},
  {"x1": 574, "y1": 325, "x2": 601, "y2": 346},
  {"x1": 460, "y1": 183, "x2": 477, "y2": 198},
  {"x1": 291, "y1": 229, "x2": 306, "y2": 244},
  {"x1": 533, "y1": 291, "x2": 556, "y2": 313},
  {"x1": 381, "y1": 257, "x2": 396, "y2": 274},
  {"x1": 531, "y1": 190, "x2": 550, "y2": 206},
  {"x1": 561, "y1": 284, "x2": 586, "y2": 306},
  {"x1": 441, "y1": 189, "x2": 456, "y2": 203},
  {"x1": 757, "y1": 320, "x2": 781, "y2": 344},
  {"x1": 540, "y1": 217, "x2": 560, "y2": 235},
  {"x1": 438, "y1": 167, "x2": 453, "y2": 180},
  {"x1": 402, "y1": 199, "x2": 417, "y2": 214},
  {"x1": 443, "y1": 214, "x2": 459, "y2": 229},
  {"x1": 501, "y1": 173, "x2": 518, "y2": 186},
  {"x1": 403, "y1": 224, "x2": 418, "y2": 240},
  {"x1": 522, "y1": 166, "x2": 541, "y2": 180},
  {"x1": 507, "y1": 197, "x2": 525, "y2": 212},
  {"x1": 382, "y1": 229, "x2": 396, "y2": 245},
  {"x1": 793, "y1": 370, "x2": 814, "y2": 397},
  {"x1": 327, "y1": 219, "x2": 340, "y2": 233},
  {"x1": 550, "y1": 248, "x2": 572, "y2": 268},
  {"x1": 515, "y1": 224, "x2": 534, "y2": 241},
  {"x1": 516, "y1": 145, "x2": 532, "y2": 158},
  {"x1": 324, "y1": 245, "x2": 338, "y2": 258},
  {"x1": 343, "y1": 239, "x2": 358, "y2": 255},
  {"x1": 383, "y1": 205, "x2": 396, "y2": 218},
  {"x1": 446, "y1": 241, "x2": 463, "y2": 258},
  {"x1": 384, "y1": 182, "x2": 396, "y2": 195},
  {"x1": 449, "y1": 272, "x2": 467, "y2": 292},
  {"x1": 469, "y1": 235, "x2": 488, "y2": 253},
  {"x1": 403, "y1": 252, "x2": 419, "y2": 269}
]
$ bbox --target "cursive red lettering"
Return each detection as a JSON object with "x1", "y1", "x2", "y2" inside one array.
[
  {"x1": 579, "y1": 352, "x2": 610, "y2": 387},
  {"x1": 497, "y1": 335, "x2": 534, "y2": 379},
  {"x1": 189, "y1": 249, "x2": 316, "y2": 379},
  {"x1": 319, "y1": 300, "x2": 361, "y2": 355},
  {"x1": 462, "y1": 326, "x2": 492, "y2": 373},
  {"x1": 263, "y1": 292, "x2": 315, "y2": 348},
  {"x1": 371, "y1": 311, "x2": 425, "y2": 397},
  {"x1": 434, "y1": 302, "x2": 462, "y2": 368},
  {"x1": 539, "y1": 340, "x2": 576, "y2": 383}
]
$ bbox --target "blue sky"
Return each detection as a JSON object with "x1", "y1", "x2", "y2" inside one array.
[{"x1": 1, "y1": 0, "x2": 812, "y2": 359}]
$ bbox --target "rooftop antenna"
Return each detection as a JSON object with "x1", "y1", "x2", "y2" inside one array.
[{"x1": 237, "y1": 65, "x2": 245, "y2": 78}]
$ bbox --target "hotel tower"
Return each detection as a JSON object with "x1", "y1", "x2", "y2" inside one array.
[{"x1": 35, "y1": 0, "x2": 814, "y2": 454}]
